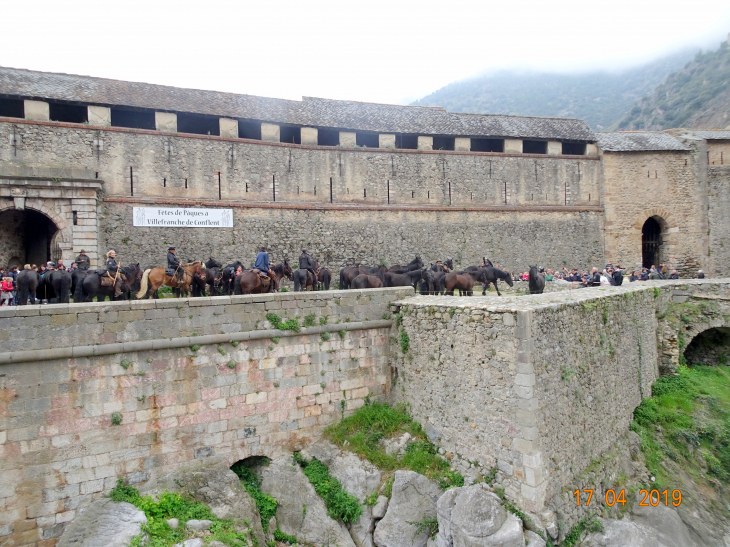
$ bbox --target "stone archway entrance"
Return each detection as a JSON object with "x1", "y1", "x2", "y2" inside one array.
[
  {"x1": 642, "y1": 216, "x2": 665, "y2": 269},
  {"x1": 684, "y1": 327, "x2": 730, "y2": 366},
  {"x1": 0, "y1": 208, "x2": 59, "y2": 267},
  {"x1": 0, "y1": 165, "x2": 103, "y2": 268}
]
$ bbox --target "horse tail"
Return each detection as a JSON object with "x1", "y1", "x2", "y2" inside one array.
[{"x1": 136, "y1": 269, "x2": 151, "y2": 299}]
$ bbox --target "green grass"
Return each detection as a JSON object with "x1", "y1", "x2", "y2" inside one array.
[
  {"x1": 110, "y1": 479, "x2": 250, "y2": 547},
  {"x1": 230, "y1": 459, "x2": 278, "y2": 532},
  {"x1": 292, "y1": 453, "x2": 363, "y2": 523},
  {"x1": 630, "y1": 364, "x2": 730, "y2": 488},
  {"x1": 324, "y1": 400, "x2": 464, "y2": 489}
]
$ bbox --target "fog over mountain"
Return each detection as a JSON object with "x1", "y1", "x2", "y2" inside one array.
[{"x1": 411, "y1": 49, "x2": 697, "y2": 130}]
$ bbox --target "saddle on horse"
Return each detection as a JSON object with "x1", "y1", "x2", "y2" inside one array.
[{"x1": 98, "y1": 271, "x2": 124, "y2": 287}]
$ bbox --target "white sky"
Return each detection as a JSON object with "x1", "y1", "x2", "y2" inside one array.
[{"x1": 3, "y1": 0, "x2": 730, "y2": 105}]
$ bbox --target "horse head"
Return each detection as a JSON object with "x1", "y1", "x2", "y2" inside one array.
[
  {"x1": 445, "y1": 258, "x2": 454, "y2": 270},
  {"x1": 414, "y1": 256, "x2": 424, "y2": 269},
  {"x1": 282, "y1": 260, "x2": 294, "y2": 280}
]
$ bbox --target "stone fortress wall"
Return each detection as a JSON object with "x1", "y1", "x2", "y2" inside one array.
[
  {"x1": 2, "y1": 67, "x2": 730, "y2": 276},
  {"x1": 0, "y1": 118, "x2": 604, "y2": 273},
  {"x1": 3, "y1": 281, "x2": 730, "y2": 544},
  {"x1": 0, "y1": 287, "x2": 412, "y2": 545},
  {"x1": 389, "y1": 280, "x2": 730, "y2": 514}
]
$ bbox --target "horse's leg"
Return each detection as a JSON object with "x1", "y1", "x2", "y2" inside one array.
[{"x1": 494, "y1": 281, "x2": 501, "y2": 296}]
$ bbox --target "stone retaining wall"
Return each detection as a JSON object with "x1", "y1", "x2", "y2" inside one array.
[
  {"x1": 0, "y1": 287, "x2": 411, "y2": 546},
  {"x1": 389, "y1": 280, "x2": 730, "y2": 515}
]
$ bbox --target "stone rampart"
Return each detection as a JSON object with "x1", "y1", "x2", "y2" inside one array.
[
  {"x1": 0, "y1": 287, "x2": 411, "y2": 546},
  {"x1": 389, "y1": 280, "x2": 730, "y2": 515},
  {"x1": 100, "y1": 201, "x2": 604, "y2": 276}
]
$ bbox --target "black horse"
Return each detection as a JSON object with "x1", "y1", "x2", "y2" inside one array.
[
  {"x1": 387, "y1": 256, "x2": 424, "y2": 274},
  {"x1": 221, "y1": 261, "x2": 245, "y2": 295},
  {"x1": 384, "y1": 269, "x2": 423, "y2": 288},
  {"x1": 16, "y1": 269, "x2": 41, "y2": 305},
  {"x1": 480, "y1": 266, "x2": 514, "y2": 296},
  {"x1": 293, "y1": 259, "x2": 318, "y2": 292},
  {"x1": 39, "y1": 270, "x2": 73, "y2": 303},
  {"x1": 71, "y1": 269, "x2": 89, "y2": 301},
  {"x1": 317, "y1": 267, "x2": 332, "y2": 291},
  {"x1": 418, "y1": 268, "x2": 436, "y2": 294},
  {"x1": 528, "y1": 266, "x2": 545, "y2": 295},
  {"x1": 77, "y1": 263, "x2": 142, "y2": 302}
]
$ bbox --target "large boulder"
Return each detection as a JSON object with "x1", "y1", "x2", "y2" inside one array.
[
  {"x1": 57, "y1": 499, "x2": 146, "y2": 547},
  {"x1": 303, "y1": 441, "x2": 382, "y2": 547},
  {"x1": 432, "y1": 484, "x2": 524, "y2": 547},
  {"x1": 260, "y1": 456, "x2": 357, "y2": 547},
  {"x1": 583, "y1": 493, "x2": 704, "y2": 547},
  {"x1": 153, "y1": 462, "x2": 266, "y2": 547},
  {"x1": 374, "y1": 470, "x2": 444, "y2": 547}
]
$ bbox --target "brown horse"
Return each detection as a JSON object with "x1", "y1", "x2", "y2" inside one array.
[
  {"x1": 440, "y1": 269, "x2": 489, "y2": 296},
  {"x1": 351, "y1": 274, "x2": 383, "y2": 289},
  {"x1": 237, "y1": 260, "x2": 293, "y2": 295},
  {"x1": 136, "y1": 261, "x2": 205, "y2": 299}
]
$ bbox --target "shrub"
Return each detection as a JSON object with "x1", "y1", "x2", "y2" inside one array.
[{"x1": 292, "y1": 453, "x2": 363, "y2": 523}]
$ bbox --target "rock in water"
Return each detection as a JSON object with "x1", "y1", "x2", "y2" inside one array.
[
  {"x1": 57, "y1": 499, "x2": 146, "y2": 547},
  {"x1": 432, "y1": 483, "x2": 524, "y2": 547},
  {"x1": 152, "y1": 462, "x2": 266, "y2": 547},
  {"x1": 260, "y1": 456, "x2": 357, "y2": 547},
  {"x1": 374, "y1": 470, "x2": 444, "y2": 547},
  {"x1": 303, "y1": 440, "x2": 382, "y2": 547}
]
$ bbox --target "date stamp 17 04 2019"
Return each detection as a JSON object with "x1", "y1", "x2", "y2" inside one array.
[{"x1": 574, "y1": 489, "x2": 683, "y2": 507}]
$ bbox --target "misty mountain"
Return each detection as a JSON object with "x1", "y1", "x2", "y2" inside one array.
[
  {"x1": 411, "y1": 50, "x2": 695, "y2": 130},
  {"x1": 615, "y1": 39, "x2": 730, "y2": 131}
]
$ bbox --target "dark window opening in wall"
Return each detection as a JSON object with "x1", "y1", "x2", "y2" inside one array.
[
  {"x1": 432, "y1": 136, "x2": 455, "y2": 151},
  {"x1": 280, "y1": 126, "x2": 301, "y2": 144},
  {"x1": 356, "y1": 132, "x2": 379, "y2": 148},
  {"x1": 471, "y1": 138, "x2": 504, "y2": 153},
  {"x1": 111, "y1": 108, "x2": 156, "y2": 130},
  {"x1": 177, "y1": 113, "x2": 219, "y2": 136},
  {"x1": 562, "y1": 142, "x2": 586, "y2": 155},
  {"x1": 239, "y1": 121, "x2": 262, "y2": 140},
  {"x1": 395, "y1": 134, "x2": 418, "y2": 150},
  {"x1": 523, "y1": 140, "x2": 547, "y2": 154},
  {"x1": 49, "y1": 102, "x2": 87, "y2": 124},
  {"x1": 0, "y1": 98, "x2": 24, "y2": 118},
  {"x1": 318, "y1": 128, "x2": 339, "y2": 146},
  {"x1": 72, "y1": 211, "x2": 78, "y2": 226}
]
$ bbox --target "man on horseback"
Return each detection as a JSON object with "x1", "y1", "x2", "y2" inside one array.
[
  {"x1": 105, "y1": 250, "x2": 123, "y2": 297},
  {"x1": 299, "y1": 249, "x2": 317, "y2": 285},
  {"x1": 167, "y1": 247, "x2": 183, "y2": 283},
  {"x1": 253, "y1": 247, "x2": 277, "y2": 292}
]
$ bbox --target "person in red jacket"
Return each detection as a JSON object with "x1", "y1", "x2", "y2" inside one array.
[{"x1": 0, "y1": 277, "x2": 14, "y2": 306}]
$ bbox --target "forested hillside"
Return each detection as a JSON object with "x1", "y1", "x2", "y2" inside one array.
[
  {"x1": 615, "y1": 40, "x2": 730, "y2": 130},
  {"x1": 411, "y1": 50, "x2": 694, "y2": 130}
]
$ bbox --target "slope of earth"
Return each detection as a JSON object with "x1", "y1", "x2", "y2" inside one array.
[{"x1": 615, "y1": 39, "x2": 730, "y2": 131}]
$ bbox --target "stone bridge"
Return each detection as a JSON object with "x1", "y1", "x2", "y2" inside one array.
[{"x1": 1, "y1": 280, "x2": 729, "y2": 545}]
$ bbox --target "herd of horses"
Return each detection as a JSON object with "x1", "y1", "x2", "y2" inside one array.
[
  {"x1": 339, "y1": 256, "x2": 517, "y2": 296},
  {"x1": 13, "y1": 255, "x2": 547, "y2": 306}
]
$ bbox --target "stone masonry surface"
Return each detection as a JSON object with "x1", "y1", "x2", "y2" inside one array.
[
  {"x1": 389, "y1": 279, "x2": 730, "y2": 514},
  {"x1": 0, "y1": 287, "x2": 411, "y2": 547}
]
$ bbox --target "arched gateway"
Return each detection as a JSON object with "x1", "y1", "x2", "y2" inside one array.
[{"x1": 0, "y1": 166, "x2": 103, "y2": 268}]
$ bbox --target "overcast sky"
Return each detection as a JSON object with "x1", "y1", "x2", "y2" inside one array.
[{"x1": 3, "y1": 0, "x2": 730, "y2": 105}]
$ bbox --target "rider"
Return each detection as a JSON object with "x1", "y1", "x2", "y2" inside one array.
[
  {"x1": 167, "y1": 247, "x2": 183, "y2": 282},
  {"x1": 299, "y1": 249, "x2": 317, "y2": 284},
  {"x1": 254, "y1": 246, "x2": 277, "y2": 292},
  {"x1": 75, "y1": 249, "x2": 91, "y2": 270},
  {"x1": 105, "y1": 250, "x2": 123, "y2": 297}
]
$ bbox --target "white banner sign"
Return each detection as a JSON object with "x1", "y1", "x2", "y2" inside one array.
[{"x1": 133, "y1": 207, "x2": 233, "y2": 228}]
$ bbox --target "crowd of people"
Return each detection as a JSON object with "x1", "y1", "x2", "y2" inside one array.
[
  {"x1": 0, "y1": 250, "x2": 91, "y2": 306},
  {"x1": 511, "y1": 262, "x2": 704, "y2": 288}
]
